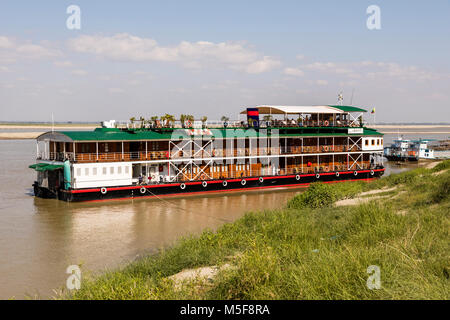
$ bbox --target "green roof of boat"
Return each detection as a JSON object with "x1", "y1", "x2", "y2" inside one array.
[
  {"x1": 327, "y1": 105, "x2": 367, "y2": 112},
  {"x1": 38, "y1": 126, "x2": 382, "y2": 142}
]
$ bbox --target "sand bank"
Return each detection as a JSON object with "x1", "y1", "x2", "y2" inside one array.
[
  {"x1": 0, "y1": 125, "x2": 96, "y2": 130},
  {"x1": 379, "y1": 131, "x2": 450, "y2": 134},
  {"x1": 0, "y1": 132, "x2": 44, "y2": 139},
  {"x1": 372, "y1": 125, "x2": 450, "y2": 129}
]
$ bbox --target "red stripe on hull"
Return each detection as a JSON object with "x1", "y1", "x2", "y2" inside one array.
[
  {"x1": 81, "y1": 178, "x2": 376, "y2": 203},
  {"x1": 69, "y1": 168, "x2": 385, "y2": 194}
]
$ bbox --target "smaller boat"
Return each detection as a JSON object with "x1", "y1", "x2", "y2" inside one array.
[{"x1": 384, "y1": 138, "x2": 435, "y2": 161}]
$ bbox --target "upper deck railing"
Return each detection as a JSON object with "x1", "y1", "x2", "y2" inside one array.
[
  {"x1": 116, "y1": 119, "x2": 362, "y2": 130},
  {"x1": 39, "y1": 144, "x2": 367, "y2": 163}
]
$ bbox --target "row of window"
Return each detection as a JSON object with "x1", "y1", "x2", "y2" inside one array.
[
  {"x1": 76, "y1": 166, "x2": 130, "y2": 177},
  {"x1": 365, "y1": 138, "x2": 383, "y2": 147},
  {"x1": 190, "y1": 164, "x2": 251, "y2": 173}
]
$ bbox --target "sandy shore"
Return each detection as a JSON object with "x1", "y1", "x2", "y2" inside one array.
[
  {"x1": 380, "y1": 131, "x2": 450, "y2": 134},
  {"x1": 372, "y1": 125, "x2": 450, "y2": 129},
  {"x1": 0, "y1": 132, "x2": 44, "y2": 139},
  {"x1": 0, "y1": 124, "x2": 449, "y2": 140},
  {"x1": 0, "y1": 125, "x2": 96, "y2": 130},
  {"x1": 0, "y1": 124, "x2": 96, "y2": 139}
]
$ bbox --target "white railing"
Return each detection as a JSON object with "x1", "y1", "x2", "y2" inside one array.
[
  {"x1": 38, "y1": 144, "x2": 365, "y2": 163},
  {"x1": 143, "y1": 163, "x2": 376, "y2": 184},
  {"x1": 116, "y1": 119, "x2": 362, "y2": 130}
]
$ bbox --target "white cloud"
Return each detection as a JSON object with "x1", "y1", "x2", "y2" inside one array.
[
  {"x1": 316, "y1": 80, "x2": 328, "y2": 86},
  {"x1": 283, "y1": 67, "x2": 304, "y2": 77},
  {"x1": 284, "y1": 59, "x2": 441, "y2": 82},
  {"x1": 1, "y1": 83, "x2": 14, "y2": 89},
  {"x1": 304, "y1": 62, "x2": 336, "y2": 71},
  {"x1": 243, "y1": 56, "x2": 281, "y2": 74},
  {"x1": 71, "y1": 69, "x2": 88, "y2": 76},
  {"x1": 60, "y1": 88, "x2": 74, "y2": 95},
  {"x1": 295, "y1": 89, "x2": 310, "y2": 94},
  {"x1": 68, "y1": 33, "x2": 281, "y2": 74},
  {"x1": 54, "y1": 60, "x2": 73, "y2": 68},
  {"x1": 0, "y1": 36, "x2": 14, "y2": 49},
  {"x1": 108, "y1": 88, "x2": 124, "y2": 93},
  {"x1": 367, "y1": 62, "x2": 437, "y2": 81},
  {"x1": 15, "y1": 44, "x2": 58, "y2": 57},
  {"x1": 0, "y1": 36, "x2": 60, "y2": 63}
]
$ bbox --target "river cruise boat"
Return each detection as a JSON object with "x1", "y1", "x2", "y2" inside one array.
[
  {"x1": 384, "y1": 138, "x2": 435, "y2": 161},
  {"x1": 30, "y1": 105, "x2": 385, "y2": 202}
]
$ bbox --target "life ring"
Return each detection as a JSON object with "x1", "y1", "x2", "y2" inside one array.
[
  {"x1": 324, "y1": 146, "x2": 329, "y2": 152},
  {"x1": 222, "y1": 180, "x2": 228, "y2": 187},
  {"x1": 315, "y1": 173, "x2": 320, "y2": 179},
  {"x1": 241, "y1": 179, "x2": 246, "y2": 186},
  {"x1": 100, "y1": 187, "x2": 107, "y2": 195},
  {"x1": 354, "y1": 171, "x2": 358, "y2": 176},
  {"x1": 324, "y1": 120, "x2": 329, "y2": 126},
  {"x1": 140, "y1": 187, "x2": 146, "y2": 194},
  {"x1": 295, "y1": 175, "x2": 301, "y2": 181},
  {"x1": 165, "y1": 151, "x2": 170, "y2": 158},
  {"x1": 180, "y1": 183, "x2": 186, "y2": 190},
  {"x1": 370, "y1": 170, "x2": 375, "y2": 176},
  {"x1": 325, "y1": 166, "x2": 329, "y2": 172},
  {"x1": 186, "y1": 120, "x2": 192, "y2": 128},
  {"x1": 202, "y1": 181, "x2": 208, "y2": 188},
  {"x1": 336, "y1": 171, "x2": 340, "y2": 177},
  {"x1": 259, "y1": 177, "x2": 264, "y2": 183}
]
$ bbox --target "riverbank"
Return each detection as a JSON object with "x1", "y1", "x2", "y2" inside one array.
[
  {"x1": 0, "y1": 123, "x2": 96, "y2": 139},
  {"x1": 0, "y1": 123, "x2": 96, "y2": 129},
  {"x1": 0, "y1": 124, "x2": 449, "y2": 140},
  {"x1": 64, "y1": 160, "x2": 450, "y2": 300}
]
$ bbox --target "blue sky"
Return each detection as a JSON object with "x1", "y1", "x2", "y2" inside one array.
[{"x1": 1, "y1": 0, "x2": 449, "y2": 122}]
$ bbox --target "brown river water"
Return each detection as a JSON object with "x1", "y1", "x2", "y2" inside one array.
[{"x1": 0, "y1": 130, "x2": 447, "y2": 299}]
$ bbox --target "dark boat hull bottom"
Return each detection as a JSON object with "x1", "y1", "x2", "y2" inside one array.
[
  {"x1": 385, "y1": 155, "x2": 418, "y2": 162},
  {"x1": 33, "y1": 169, "x2": 385, "y2": 202}
]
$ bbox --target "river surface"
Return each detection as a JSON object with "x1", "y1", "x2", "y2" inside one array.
[{"x1": 0, "y1": 130, "x2": 447, "y2": 299}]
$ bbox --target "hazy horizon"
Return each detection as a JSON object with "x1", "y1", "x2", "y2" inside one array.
[{"x1": 1, "y1": 1, "x2": 449, "y2": 123}]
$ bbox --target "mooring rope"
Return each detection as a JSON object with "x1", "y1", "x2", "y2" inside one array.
[{"x1": 142, "y1": 186, "x2": 232, "y2": 223}]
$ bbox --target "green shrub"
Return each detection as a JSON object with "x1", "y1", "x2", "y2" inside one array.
[
  {"x1": 430, "y1": 171, "x2": 450, "y2": 203},
  {"x1": 287, "y1": 181, "x2": 364, "y2": 209},
  {"x1": 431, "y1": 159, "x2": 450, "y2": 172},
  {"x1": 287, "y1": 183, "x2": 336, "y2": 209}
]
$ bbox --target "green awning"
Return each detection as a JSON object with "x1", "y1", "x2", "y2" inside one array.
[
  {"x1": 328, "y1": 105, "x2": 367, "y2": 112},
  {"x1": 29, "y1": 163, "x2": 64, "y2": 172}
]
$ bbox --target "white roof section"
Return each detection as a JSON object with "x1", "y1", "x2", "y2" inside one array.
[{"x1": 240, "y1": 105, "x2": 346, "y2": 115}]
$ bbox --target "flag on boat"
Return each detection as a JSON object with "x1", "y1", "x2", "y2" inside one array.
[{"x1": 371, "y1": 108, "x2": 376, "y2": 114}]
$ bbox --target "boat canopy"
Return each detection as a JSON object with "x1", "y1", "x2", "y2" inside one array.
[
  {"x1": 29, "y1": 163, "x2": 64, "y2": 172},
  {"x1": 240, "y1": 105, "x2": 367, "y2": 115}
]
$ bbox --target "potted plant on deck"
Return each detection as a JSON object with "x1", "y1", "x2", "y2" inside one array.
[
  {"x1": 263, "y1": 115, "x2": 272, "y2": 127},
  {"x1": 221, "y1": 116, "x2": 230, "y2": 128},
  {"x1": 150, "y1": 116, "x2": 159, "y2": 128},
  {"x1": 129, "y1": 117, "x2": 136, "y2": 129},
  {"x1": 162, "y1": 114, "x2": 176, "y2": 128},
  {"x1": 180, "y1": 114, "x2": 187, "y2": 128},
  {"x1": 201, "y1": 116, "x2": 208, "y2": 129}
]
